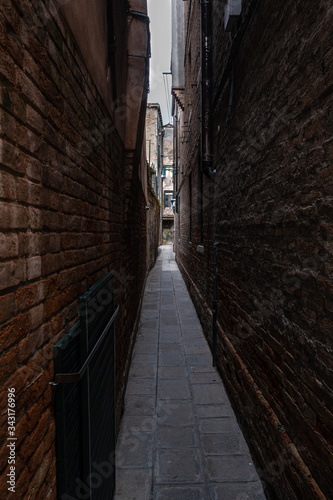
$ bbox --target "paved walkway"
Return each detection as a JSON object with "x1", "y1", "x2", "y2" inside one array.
[{"x1": 115, "y1": 246, "x2": 265, "y2": 500}]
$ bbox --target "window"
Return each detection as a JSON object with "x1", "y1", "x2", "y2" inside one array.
[
  {"x1": 164, "y1": 191, "x2": 173, "y2": 209},
  {"x1": 162, "y1": 166, "x2": 173, "y2": 179}
]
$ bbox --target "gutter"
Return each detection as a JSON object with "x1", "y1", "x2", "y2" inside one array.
[
  {"x1": 127, "y1": 9, "x2": 151, "y2": 58},
  {"x1": 126, "y1": 8, "x2": 151, "y2": 168}
]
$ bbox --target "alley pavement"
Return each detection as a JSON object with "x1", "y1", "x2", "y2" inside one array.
[{"x1": 115, "y1": 246, "x2": 265, "y2": 500}]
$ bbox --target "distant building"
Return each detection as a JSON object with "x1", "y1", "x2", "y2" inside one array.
[
  {"x1": 161, "y1": 124, "x2": 174, "y2": 245},
  {"x1": 146, "y1": 104, "x2": 163, "y2": 200},
  {"x1": 146, "y1": 105, "x2": 174, "y2": 245}
]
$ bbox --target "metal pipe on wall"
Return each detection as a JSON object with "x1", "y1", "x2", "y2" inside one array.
[
  {"x1": 212, "y1": 241, "x2": 220, "y2": 366},
  {"x1": 200, "y1": 0, "x2": 215, "y2": 178}
]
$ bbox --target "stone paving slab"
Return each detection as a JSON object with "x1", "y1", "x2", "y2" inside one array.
[
  {"x1": 153, "y1": 485, "x2": 207, "y2": 500},
  {"x1": 158, "y1": 378, "x2": 190, "y2": 399},
  {"x1": 157, "y1": 400, "x2": 195, "y2": 427},
  {"x1": 116, "y1": 432, "x2": 154, "y2": 468},
  {"x1": 195, "y1": 404, "x2": 236, "y2": 419},
  {"x1": 156, "y1": 426, "x2": 198, "y2": 449},
  {"x1": 198, "y1": 417, "x2": 242, "y2": 434},
  {"x1": 130, "y1": 364, "x2": 157, "y2": 379},
  {"x1": 192, "y1": 384, "x2": 229, "y2": 405},
  {"x1": 124, "y1": 395, "x2": 155, "y2": 416},
  {"x1": 187, "y1": 354, "x2": 214, "y2": 366},
  {"x1": 132, "y1": 353, "x2": 157, "y2": 364},
  {"x1": 209, "y1": 483, "x2": 266, "y2": 500},
  {"x1": 115, "y1": 246, "x2": 265, "y2": 500},
  {"x1": 115, "y1": 469, "x2": 152, "y2": 500},
  {"x1": 126, "y1": 378, "x2": 157, "y2": 396},
  {"x1": 205, "y1": 456, "x2": 259, "y2": 482},
  {"x1": 158, "y1": 366, "x2": 187, "y2": 379},
  {"x1": 154, "y1": 449, "x2": 204, "y2": 483},
  {"x1": 159, "y1": 350, "x2": 185, "y2": 366},
  {"x1": 120, "y1": 415, "x2": 157, "y2": 434},
  {"x1": 189, "y1": 371, "x2": 222, "y2": 384},
  {"x1": 201, "y1": 433, "x2": 244, "y2": 455},
  {"x1": 159, "y1": 342, "x2": 183, "y2": 352},
  {"x1": 134, "y1": 342, "x2": 159, "y2": 354},
  {"x1": 185, "y1": 344, "x2": 211, "y2": 355},
  {"x1": 159, "y1": 333, "x2": 182, "y2": 342}
]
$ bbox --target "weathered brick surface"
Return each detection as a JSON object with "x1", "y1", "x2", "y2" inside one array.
[
  {"x1": 175, "y1": 0, "x2": 333, "y2": 498},
  {"x1": 147, "y1": 183, "x2": 161, "y2": 272},
  {"x1": 0, "y1": 0, "x2": 152, "y2": 497}
]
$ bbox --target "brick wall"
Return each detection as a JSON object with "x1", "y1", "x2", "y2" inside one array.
[
  {"x1": 176, "y1": 0, "x2": 333, "y2": 498},
  {"x1": 0, "y1": 0, "x2": 149, "y2": 496},
  {"x1": 146, "y1": 179, "x2": 160, "y2": 272}
]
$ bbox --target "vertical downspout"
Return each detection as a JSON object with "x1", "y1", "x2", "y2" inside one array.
[
  {"x1": 174, "y1": 113, "x2": 179, "y2": 213},
  {"x1": 174, "y1": 114, "x2": 178, "y2": 196},
  {"x1": 201, "y1": 0, "x2": 218, "y2": 364},
  {"x1": 212, "y1": 241, "x2": 220, "y2": 366},
  {"x1": 173, "y1": 113, "x2": 178, "y2": 253},
  {"x1": 200, "y1": 0, "x2": 215, "y2": 178}
]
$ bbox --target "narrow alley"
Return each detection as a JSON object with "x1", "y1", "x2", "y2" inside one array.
[
  {"x1": 0, "y1": 0, "x2": 332, "y2": 498},
  {"x1": 114, "y1": 246, "x2": 265, "y2": 500}
]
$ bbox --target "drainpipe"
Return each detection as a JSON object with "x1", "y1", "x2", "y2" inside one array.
[
  {"x1": 174, "y1": 113, "x2": 179, "y2": 208},
  {"x1": 200, "y1": 0, "x2": 215, "y2": 178},
  {"x1": 212, "y1": 241, "x2": 220, "y2": 367}
]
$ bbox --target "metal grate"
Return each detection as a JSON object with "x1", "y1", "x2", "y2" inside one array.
[{"x1": 54, "y1": 272, "x2": 118, "y2": 500}]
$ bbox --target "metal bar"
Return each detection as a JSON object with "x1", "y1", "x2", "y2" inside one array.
[
  {"x1": 127, "y1": 10, "x2": 150, "y2": 20},
  {"x1": 55, "y1": 305, "x2": 119, "y2": 384},
  {"x1": 54, "y1": 343, "x2": 68, "y2": 496},
  {"x1": 128, "y1": 54, "x2": 148, "y2": 59},
  {"x1": 212, "y1": 242, "x2": 220, "y2": 366}
]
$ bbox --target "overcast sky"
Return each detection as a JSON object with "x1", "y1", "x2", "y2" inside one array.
[{"x1": 147, "y1": 0, "x2": 172, "y2": 125}]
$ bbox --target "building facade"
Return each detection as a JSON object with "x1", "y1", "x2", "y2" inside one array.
[
  {"x1": 172, "y1": 0, "x2": 333, "y2": 498},
  {"x1": 146, "y1": 103, "x2": 163, "y2": 200},
  {"x1": 0, "y1": 0, "x2": 155, "y2": 496},
  {"x1": 161, "y1": 124, "x2": 174, "y2": 245},
  {"x1": 146, "y1": 104, "x2": 174, "y2": 245}
]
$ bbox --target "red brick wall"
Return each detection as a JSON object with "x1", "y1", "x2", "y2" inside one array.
[
  {"x1": 176, "y1": 0, "x2": 333, "y2": 498},
  {"x1": 0, "y1": 0, "x2": 149, "y2": 496}
]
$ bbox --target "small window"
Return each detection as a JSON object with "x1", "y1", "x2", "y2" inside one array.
[{"x1": 164, "y1": 191, "x2": 173, "y2": 209}]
